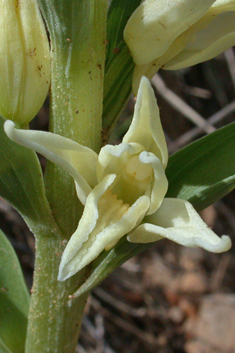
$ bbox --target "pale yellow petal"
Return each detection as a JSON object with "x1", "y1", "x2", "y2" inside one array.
[
  {"x1": 124, "y1": 0, "x2": 216, "y2": 65},
  {"x1": 123, "y1": 76, "x2": 168, "y2": 168},
  {"x1": 211, "y1": 0, "x2": 235, "y2": 13},
  {"x1": 132, "y1": 36, "x2": 188, "y2": 94},
  {"x1": 139, "y1": 152, "x2": 168, "y2": 215},
  {"x1": 165, "y1": 3, "x2": 235, "y2": 69},
  {"x1": 4, "y1": 120, "x2": 97, "y2": 204},
  {"x1": 58, "y1": 174, "x2": 150, "y2": 281},
  {"x1": 128, "y1": 198, "x2": 231, "y2": 253},
  {"x1": 97, "y1": 142, "x2": 142, "y2": 182}
]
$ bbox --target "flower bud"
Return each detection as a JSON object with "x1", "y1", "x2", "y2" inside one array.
[
  {"x1": 0, "y1": 0, "x2": 50, "y2": 126},
  {"x1": 124, "y1": 0, "x2": 235, "y2": 94},
  {"x1": 124, "y1": 0, "x2": 215, "y2": 66}
]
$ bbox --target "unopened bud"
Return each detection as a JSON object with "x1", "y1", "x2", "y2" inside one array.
[
  {"x1": 0, "y1": 0, "x2": 50, "y2": 126},
  {"x1": 124, "y1": 0, "x2": 235, "y2": 94}
]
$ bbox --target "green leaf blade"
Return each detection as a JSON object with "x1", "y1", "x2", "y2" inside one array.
[
  {"x1": 106, "y1": 0, "x2": 141, "y2": 67},
  {"x1": 73, "y1": 238, "x2": 150, "y2": 298},
  {"x1": 0, "y1": 115, "x2": 52, "y2": 226},
  {"x1": 0, "y1": 338, "x2": 13, "y2": 353},
  {"x1": 0, "y1": 229, "x2": 29, "y2": 353},
  {"x1": 166, "y1": 121, "x2": 235, "y2": 211},
  {"x1": 103, "y1": 0, "x2": 141, "y2": 136}
]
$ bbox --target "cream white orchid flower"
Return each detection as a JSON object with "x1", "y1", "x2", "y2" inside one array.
[
  {"x1": 124, "y1": 0, "x2": 235, "y2": 93},
  {"x1": 4, "y1": 77, "x2": 231, "y2": 281}
]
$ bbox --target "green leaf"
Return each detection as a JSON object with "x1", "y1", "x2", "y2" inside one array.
[
  {"x1": 166, "y1": 121, "x2": 235, "y2": 211},
  {"x1": 106, "y1": 0, "x2": 141, "y2": 67},
  {"x1": 0, "y1": 229, "x2": 29, "y2": 353},
  {"x1": 0, "y1": 115, "x2": 53, "y2": 226},
  {"x1": 0, "y1": 339, "x2": 15, "y2": 353},
  {"x1": 0, "y1": 338, "x2": 13, "y2": 353},
  {"x1": 73, "y1": 123, "x2": 235, "y2": 297},
  {"x1": 103, "y1": 42, "x2": 134, "y2": 135},
  {"x1": 72, "y1": 237, "x2": 150, "y2": 298},
  {"x1": 103, "y1": 0, "x2": 141, "y2": 137}
]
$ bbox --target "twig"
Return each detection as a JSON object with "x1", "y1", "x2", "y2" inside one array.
[
  {"x1": 152, "y1": 74, "x2": 215, "y2": 133},
  {"x1": 168, "y1": 101, "x2": 235, "y2": 152}
]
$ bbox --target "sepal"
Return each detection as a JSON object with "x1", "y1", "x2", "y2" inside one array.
[
  {"x1": 4, "y1": 120, "x2": 98, "y2": 204},
  {"x1": 128, "y1": 198, "x2": 231, "y2": 253},
  {"x1": 123, "y1": 76, "x2": 168, "y2": 168}
]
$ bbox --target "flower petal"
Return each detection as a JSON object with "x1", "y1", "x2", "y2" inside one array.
[
  {"x1": 132, "y1": 30, "x2": 194, "y2": 94},
  {"x1": 124, "y1": 0, "x2": 216, "y2": 65},
  {"x1": 139, "y1": 151, "x2": 168, "y2": 215},
  {"x1": 58, "y1": 174, "x2": 150, "y2": 281},
  {"x1": 128, "y1": 198, "x2": 231, "y2": 253},
  {"x1": 123, "y1": 77, "x2": 168, "y2": 169},
  {"x1": 97, "y1": 142, "x2": 143, "y2": 182},
  {"x1": 4, "y1": 120, "x2": 98, "y2": 204},
  {"x1": 165, "y1": 3, "x2": 235, "y2": 69}
]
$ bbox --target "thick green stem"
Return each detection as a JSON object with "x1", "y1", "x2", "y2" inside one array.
[
  {"x1": 24, "y1": 203, "x2": 89, "y2": 353},
  {"x1": 25, "y1": 1, "x2": 107, "y2": 352},
  {"x1": 25, "y1": 229, "x2": 88, "y2": 353},
  {"x1": 41, "y1": 0, "x2": 107, "y2": 233}
]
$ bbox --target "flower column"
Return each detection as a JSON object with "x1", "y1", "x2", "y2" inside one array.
[{"x1": 25, "y1": 1, "x2": 107, "y2": 352}]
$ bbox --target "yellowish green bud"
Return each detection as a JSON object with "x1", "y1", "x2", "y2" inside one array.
[
  {"x1": 0, "y1": 0, "x2": 50, "y2": 126},
  {"x1": 124, "y1": 0, "x2": 235, "y2": 94}
]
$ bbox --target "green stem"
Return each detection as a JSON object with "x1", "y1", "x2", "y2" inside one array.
[
  {"x1": 25, "y1": 1, "x2": 107, "y2": 352},
  {"x1": 25, "y1": 225, "x2": 88, "y2": 353},
  {"x1": 40, "y1": 0, "x2": 107, "y2": 233}
]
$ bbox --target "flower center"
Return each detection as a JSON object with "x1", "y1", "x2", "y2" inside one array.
[{"x1": 125, "y1": 155, "x2": 152, "y2": 181}]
